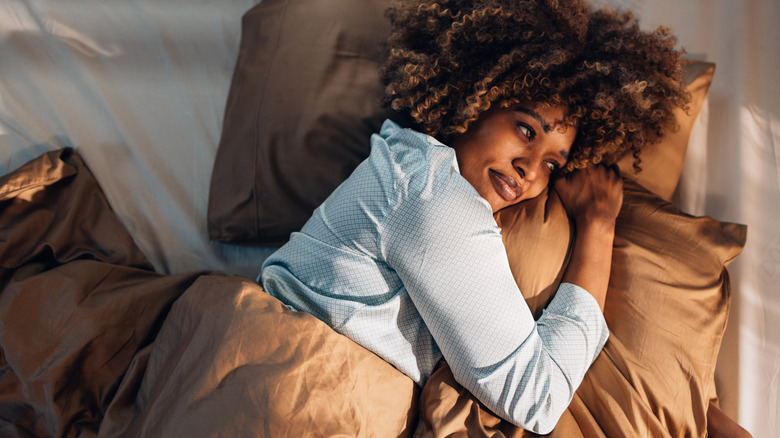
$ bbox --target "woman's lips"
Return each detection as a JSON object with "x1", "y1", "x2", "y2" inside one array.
[{"x1": 489, "y1": 169, "x2": 522, "y2": 202}]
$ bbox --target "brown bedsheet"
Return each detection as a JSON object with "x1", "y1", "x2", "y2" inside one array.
[
  {"x1": 1, "y1": 149, "x2": 743, "y2": 437},
  {"x1": 0, "y1": 149, "x2": 206, "y2": 436},
  {"x1": 0, "y1": 149, "x2": 417, "y2": 437}
]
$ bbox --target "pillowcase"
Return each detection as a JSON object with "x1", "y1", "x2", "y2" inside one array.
[
  {"x1": 416, "y1": 180, "x2": 746, "y2": 436},
  {"x1": 207, "y1": 0, "x2": 714, "y2": 245},
  {"x1": 617, "y1": 60, "x2": 716, "y2": 201},
  {"x1": 208, "y1": 0, "x2": 395, "y2": 245}
]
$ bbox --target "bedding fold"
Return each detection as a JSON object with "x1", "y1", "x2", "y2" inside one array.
[
  {"x1": 0, "y1": 148, "x2": 748, "y2": 437},
  {"x1": 0, "y1": 148, "x2": 205, "y2": 437},
  {"x1": 0, "y1": 148, "x2": 418, "y2": 438}
]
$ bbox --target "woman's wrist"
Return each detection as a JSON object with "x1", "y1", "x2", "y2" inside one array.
[
  {"x1": 573, "y1": 212, "x2": 617, "y2": 234},
  {"x1": 562, "y1": 217, "x2": 616, "y2": 311}
]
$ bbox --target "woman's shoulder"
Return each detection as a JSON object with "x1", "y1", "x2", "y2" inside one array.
[
  {"x1": 377, "y1": 119, "x2": 451, "y2": 158},
  {"x1": 371, "y1": 120, "x2": 492, "y2": 219},
  {"x1": 372, "y1": 119, "x2": 458, "y2": 185}
]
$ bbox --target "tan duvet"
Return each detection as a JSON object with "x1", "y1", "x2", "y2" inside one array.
[{"x1": 1, "y1": 149, "x2": 744, "y2": 437}]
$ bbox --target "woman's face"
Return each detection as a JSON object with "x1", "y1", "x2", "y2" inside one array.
[{"x1": 451, "y1": 105, "x2": 576, "y2": 213}]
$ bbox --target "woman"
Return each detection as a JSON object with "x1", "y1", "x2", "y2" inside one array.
[{"x1": 261, "y1": 0, "x2": 688, "y2": 433}]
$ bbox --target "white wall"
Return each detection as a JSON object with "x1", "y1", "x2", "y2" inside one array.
[{"x1": 592, "y1": 1, "x2": 780, "y2": 435}]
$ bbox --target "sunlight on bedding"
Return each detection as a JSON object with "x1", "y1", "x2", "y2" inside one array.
[
  {"x1": 718, "y1": 101, "x2": 780, "y2": 437},
  {"x1": 0, "y1": 0, "x2": 777, "y2": 435},
  {"x1": 737, "y1": 102, "x2": 780, "y2": 430}
]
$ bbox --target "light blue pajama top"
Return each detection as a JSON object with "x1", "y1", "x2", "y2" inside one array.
[{"x1": 260, "y1": 119, "x2": 608, "y2": 434}]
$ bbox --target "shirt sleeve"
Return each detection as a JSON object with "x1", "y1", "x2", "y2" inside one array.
[{"x1": 380, "y1": 153, "x2": 608, "y2": 434}]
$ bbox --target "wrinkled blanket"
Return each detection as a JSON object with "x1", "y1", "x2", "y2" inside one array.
[
  {"x1": 0, "y1": 149, "x2": 417, "y2": 437},
  {"x1": 1, "y1": 149, "x2": 744, "y2": 437}
]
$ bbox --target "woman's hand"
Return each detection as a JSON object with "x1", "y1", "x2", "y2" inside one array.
[
  {"x1": 554, "y1": 164, "x2": 623, "y2": 311},
  {"x1": 553, "y1": 164, "x2": 623, "y2": 230}
]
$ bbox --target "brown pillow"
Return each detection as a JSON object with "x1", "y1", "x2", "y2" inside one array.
[
  {"x1": 209, "y1": 2, "x2": 714, "y2": 246},
  {"x1": 208, "y1": 0, "x2": 394, "y2": 245},
  {"x1": 617, "y1": 60, "x2": 715, "y2": 201},
  {"x1": 416, "y1": 180, "x2": 746, "y2": 437}
]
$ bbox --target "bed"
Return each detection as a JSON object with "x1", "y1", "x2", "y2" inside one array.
[{"x1": 1, "y1": 0, "x2": 777, "y2": 436}]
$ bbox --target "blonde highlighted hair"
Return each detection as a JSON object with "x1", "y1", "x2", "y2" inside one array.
[{"x1": 381, "y1": 0, "x2": 690, "y2": 171}]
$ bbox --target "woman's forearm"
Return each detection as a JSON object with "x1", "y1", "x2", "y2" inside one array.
[
  {"x1": 561, "y1": 220, "x2": 615, "y2": 310},
  {"x1": 553, "y1": 166, "x2": 623, "y2": 311}
]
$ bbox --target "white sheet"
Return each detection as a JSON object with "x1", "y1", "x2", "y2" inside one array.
[
  {"x1": 0, "y1": 0, "x2": 275, "y2": 276},
  {"x1": 1, "y1": 0, "x2": 777, "y2": 435}
]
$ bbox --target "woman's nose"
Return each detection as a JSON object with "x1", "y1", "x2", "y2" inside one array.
[
  {"x1": 514, "y1": 160, "x2": 548, "y2": 199},
  {"x1": 520, "y1": 160, "x2": 546, "y2": 184}
]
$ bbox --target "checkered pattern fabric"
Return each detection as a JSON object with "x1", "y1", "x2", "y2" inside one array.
[{"x1": 260, "y1": 120, "x2": 608, "y2": 433}]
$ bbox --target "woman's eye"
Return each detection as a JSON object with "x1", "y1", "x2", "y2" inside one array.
[
  {"x1": 545, "y1": 161, "x2": 559, "y2": 172},
  {"x1": 517, "y1": 123, "x2": 535, "y2": 140}
]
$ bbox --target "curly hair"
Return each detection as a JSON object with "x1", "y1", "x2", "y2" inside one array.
[{"x1": 381, "y1": 0, "x2": 690, "y2": 171}]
